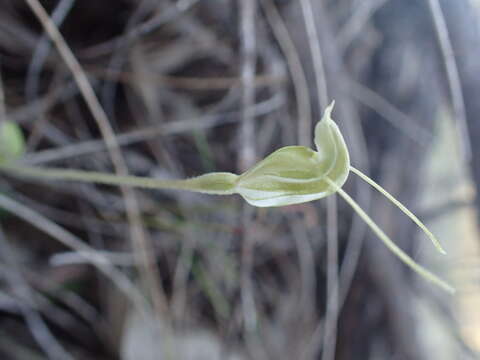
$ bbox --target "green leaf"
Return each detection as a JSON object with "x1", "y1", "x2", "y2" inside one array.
[
  {"x1": 234, "y1": 101, "x2": 350, "y2": 207},
  {"x1": 0, "y1": 121, "x2": 25, "y2": 164}
]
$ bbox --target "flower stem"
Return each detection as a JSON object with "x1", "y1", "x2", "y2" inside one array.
[{"x1": 0, "y1": 163, "x2": 238, "y2": 195}]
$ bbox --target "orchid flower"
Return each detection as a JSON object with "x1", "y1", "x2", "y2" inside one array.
[{"x1": 0, "y1": 103, "x2": 454, "y2": 293}]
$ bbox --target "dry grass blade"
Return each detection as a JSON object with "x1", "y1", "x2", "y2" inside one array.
[
  {"x1": 24, "y1": 0, "x2": 168, "y2": 318},
  {"x1": 297, "y1": 1, "x2": 338, "y2": 359},
  {"x1": 25, "y1": 0, "x2": 75, "y2": 103},
  {"x1": 261, "y1": 0, "x2": 312, "y2": 147},
  {"x1": 238, "y1": 0, "x2": 257, "y2": 172},
  {"x1": 345, "y1": 80, "x2": 433, "y2": 145},
  {"x1": 0, "y1": 193, "x2": 149, "y2": 317},
  {"x1": 20, "y1": 95, "x2": 283, "y2": 165},
  {"x1": 0, "y1": 225, "x2": 75, "y2": 360},
  {"x1": 427, "y1": 0, "x2": 472, "y2": 163}
]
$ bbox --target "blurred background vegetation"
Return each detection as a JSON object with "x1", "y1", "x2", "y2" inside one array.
[{"x1": 0, "y1": 0, "x2": 479, "y2": 359}]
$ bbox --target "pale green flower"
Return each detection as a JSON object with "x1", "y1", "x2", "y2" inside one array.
[
  {"x1": 0, "y1": 102, "x2": 454, "y2": 293},
  {"x1": 235, "y1": 101, "x2": 350, "y2": 207}
]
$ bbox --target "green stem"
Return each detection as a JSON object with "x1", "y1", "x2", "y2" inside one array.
[
  {"x1": 1, "y1": 163, "x2": 454, "y2": 292},
  {"x1": 350, "y1": 166, "x2": 446, "y2": 255},
  {"x1": 326, "y1": 177, "x2": 454, "y2": 294},
  {"x1": 0, "y1": 163, "x2": 238, "y2": 195}
]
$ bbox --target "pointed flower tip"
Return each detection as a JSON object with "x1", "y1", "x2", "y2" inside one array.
[{"x1": 322, "y1": 100, "x2": 335, "y2": 122}]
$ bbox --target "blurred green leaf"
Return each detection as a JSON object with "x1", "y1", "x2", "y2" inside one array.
[{"x1": 0, "y1": 121, "x2": 25, "y2": 164}]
